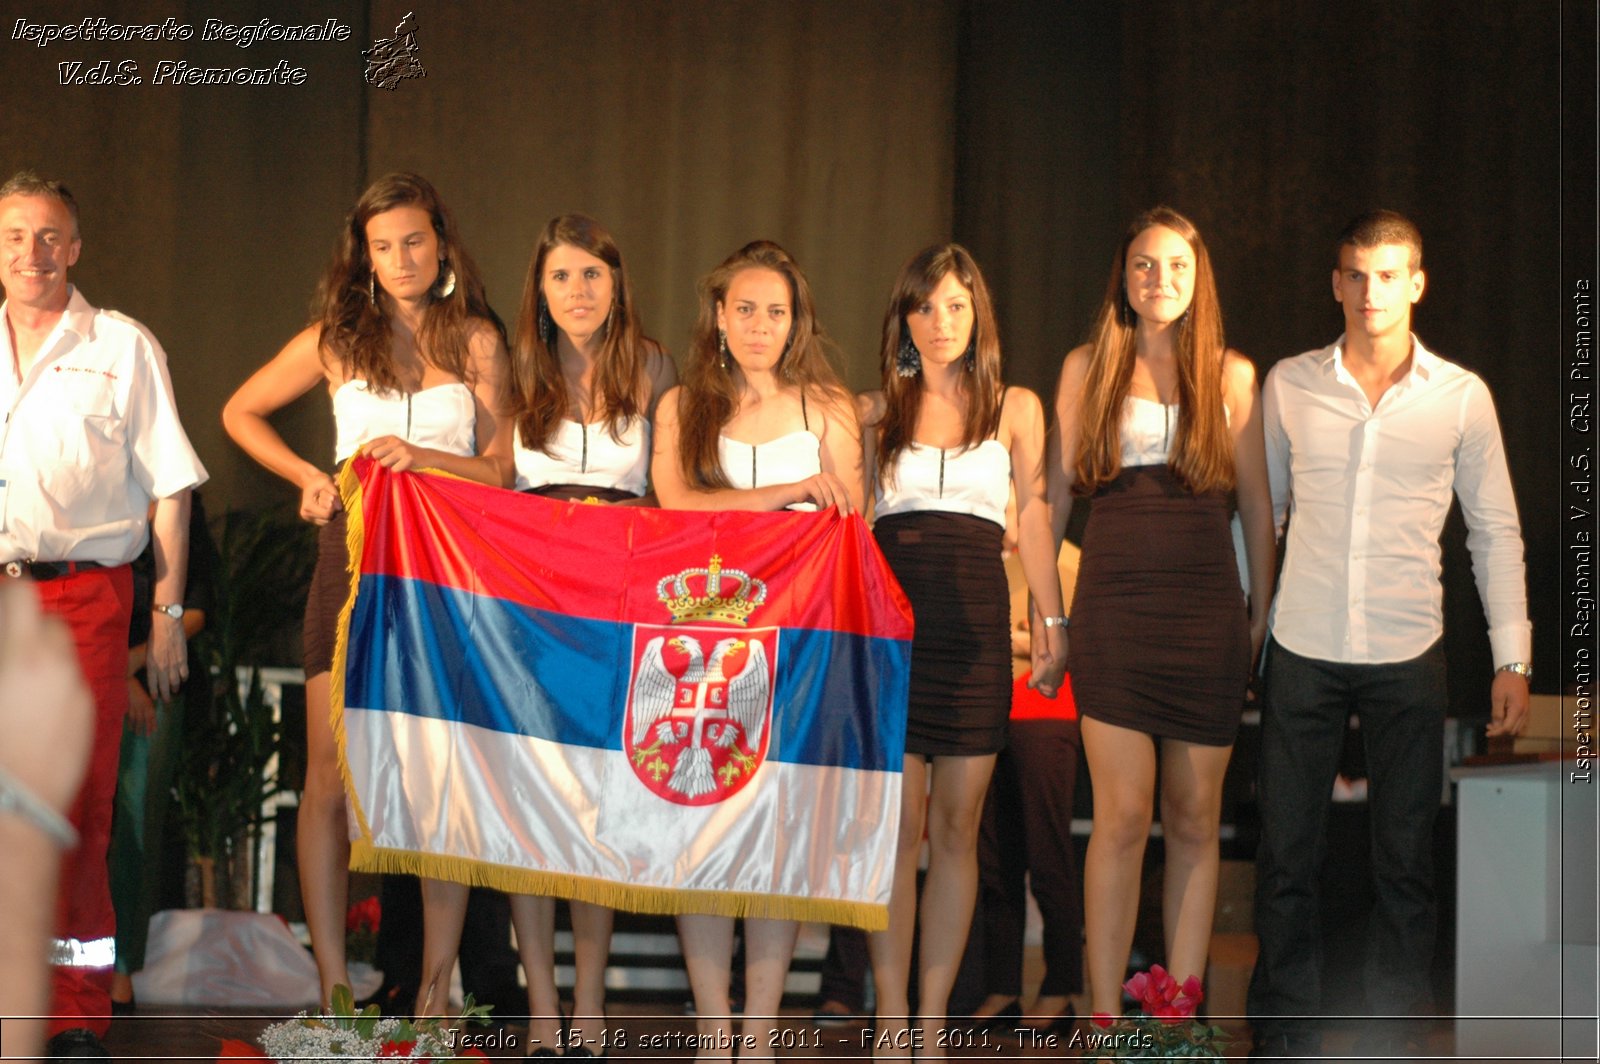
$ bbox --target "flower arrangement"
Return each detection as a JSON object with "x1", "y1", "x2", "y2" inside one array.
[
  {"x1": 346, "y1": 895, "x2": 382, "y2": 965},
  {"x1": 216, "y1": 984, "x2": 493, "y2": 1062},
  {"x1": 1085, "y1": 965, "x2": 1229, "y2": 1061}
]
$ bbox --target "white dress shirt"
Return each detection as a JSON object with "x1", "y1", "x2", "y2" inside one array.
[
  {"x1": 0, "y1": 287, "x2": 208, "y2": 565},
  {"x1": 1263, "y1": 335, "x2": 1531, "y2": 668}
]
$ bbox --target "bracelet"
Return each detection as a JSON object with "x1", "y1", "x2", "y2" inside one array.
[
  {"x1": 0, "y1": 763, "x2": 78, "y2": 849},
  {"x1": 1041, "y1": 615, "x2": 1070, "y2": 629}
]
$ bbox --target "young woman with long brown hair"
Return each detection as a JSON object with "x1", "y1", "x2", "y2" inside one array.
[
  {"x1": 859, "y1": 243, "x2": 1066, "y2": 1056},
  {"x1": 651, "y1": 240, "x2": 862, "y2": 1053},
  {"x1": 502, "y1": 213, "x2": 674, "y2": 1055},
  {"x1": 222, "y1": 173, "x2": 513, "y2": 1011},
  {"x1": 1048, "y1": 207, "x2": 1272, "y2": 1017}
]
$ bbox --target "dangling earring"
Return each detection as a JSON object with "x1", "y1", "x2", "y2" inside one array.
[
  {"x1": 368, "y1": 273, "x2": 377, "y2": 306},
  {"x1": 433, "y1": 261, "x2": 456, "y2": 299},
  {"x1": 963, "y1": 336, "x2": 977, "y2": 373},
  {"x1": 718, "y1": 329, "x2": 730, "y2": 370},
  {"x1": 538, "y1": 298, "x2": 555, "y2": 346},
  {"x1": 896, "y1": 332, "x2": 921, "y2": 378}
]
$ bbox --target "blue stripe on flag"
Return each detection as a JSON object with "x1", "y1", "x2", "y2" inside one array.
[{"x1": 345, "y1": 574, "x2": 908, "y2": 772}]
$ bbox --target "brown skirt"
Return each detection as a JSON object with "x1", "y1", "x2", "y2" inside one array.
[
  {"x1": 874, "y1": 511, "x2": 1011, "y2": 757},
  {"x1": 1067, "y1": 465, "x2": 1249, "y2": 746},
  {"x1": 302, "y1": 510, "x2": 350, "y2": 679}
]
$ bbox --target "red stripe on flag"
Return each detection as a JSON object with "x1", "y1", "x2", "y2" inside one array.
[{"x1": 353, "y1": 458, "x2": 914, "y2": 641}]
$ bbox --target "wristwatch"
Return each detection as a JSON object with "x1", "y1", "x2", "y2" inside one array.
[
  {"x1": 153, "y1": 602, "x2": 184, "y2": 621},
  {"x1": 1041, "y1": 615, "x2": 1070, "y2": 629},
  {"x1": 1496, "y1": 662, "x2": 1531, "y2": 681}
]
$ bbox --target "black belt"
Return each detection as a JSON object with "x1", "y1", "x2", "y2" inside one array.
[{"x1": 2, "y1": 560, "x2": 105, "y2": 580}]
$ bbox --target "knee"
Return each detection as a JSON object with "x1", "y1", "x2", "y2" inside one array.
[
  {"x1": 1160, "y1": 802, "x2": 1221, "y2": 851},
  {"x1": 927, "y1": 803, "x2": 983, "y2": 858},
  {"x1": 1091, "y1": 798, "x2": 1154, "y2": 852},
  {"x1": 300, "y1": 770, "x2": 346, "y2": 816}
]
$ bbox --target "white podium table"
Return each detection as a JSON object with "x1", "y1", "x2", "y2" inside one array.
[{"x1": 1452, "y1": 759, "x2": 1597, "y2": 1062}]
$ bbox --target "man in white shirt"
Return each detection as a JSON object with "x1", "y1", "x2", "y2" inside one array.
[
  {"x1": 1247, "y1": 211, "x2": 1531, "y2": 1060},
  {"x1": 0, "y1": 172, "x2": 207, "y2": 1061}
]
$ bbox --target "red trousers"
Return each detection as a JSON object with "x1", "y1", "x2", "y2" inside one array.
[{"x1": 33, "y1": 566, "x2": 132, "y2": 1038}]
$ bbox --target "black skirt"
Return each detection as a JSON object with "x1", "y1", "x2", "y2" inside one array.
[
  {"x1": 874, "y1": 511, "x2": 1011, "y2": 757},
  {"x1": 1067, "y1": 465, "x2": 1249, "y2": 747}
]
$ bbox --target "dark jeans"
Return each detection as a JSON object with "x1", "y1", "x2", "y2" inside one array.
[{"x1": 1247, "y1": 639, "x2": 1447, "y2": 1038}]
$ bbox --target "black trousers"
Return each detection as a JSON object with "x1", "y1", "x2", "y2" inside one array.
[
  {"x1": 952, "y1": 716, "x2": 1084, "y2": 1011},
  {"x1": 1247, "y1": 639, "x2": 1447, "y2": 1037}
]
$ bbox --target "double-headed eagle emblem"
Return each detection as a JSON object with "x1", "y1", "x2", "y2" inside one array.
[{"x1": 625, "y1": 556, "x2": 777, "y2": 803}]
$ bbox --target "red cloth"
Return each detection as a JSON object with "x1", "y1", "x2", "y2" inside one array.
[
  {"x1": 33, "y1": 566, "x2": 133, "y2": 1038},
  {"x1": 1010, "y1": 669, "x2": 1077, "y2": 721}
]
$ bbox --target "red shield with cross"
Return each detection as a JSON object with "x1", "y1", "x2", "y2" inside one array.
[{"x1": 623, "y1": 624, "x2": 779, "y2": 806}]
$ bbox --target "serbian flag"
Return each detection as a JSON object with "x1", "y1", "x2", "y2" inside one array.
[{"x1": 331, "y1": 458, "x2": 912, "y2": 929}]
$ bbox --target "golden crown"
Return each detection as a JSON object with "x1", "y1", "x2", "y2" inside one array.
[{"x1": 657, "y1": 555, "x2": 767, "y2": 626}]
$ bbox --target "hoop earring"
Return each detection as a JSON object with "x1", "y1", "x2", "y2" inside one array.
[
  {"x1": 896, "y1": 332, "x2": 921, "y2": 378},
  {"x1": 538, "y1": 298, "x2": 555, "y2": 347},
  {"x1": 433, "y1": 262, "x2": 456, "y2": 300},
  {"x1": 718, "y1": 329, "x2": 730, "y2": 370},
  {"x1": 368, "y1": 273, "x2": 377, "y2": 307},
  {"x1": 963, "y1": 336, "x2": 977, "y2": 373}
]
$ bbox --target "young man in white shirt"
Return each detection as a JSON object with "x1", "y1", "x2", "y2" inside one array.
[
  {"x1": 1247, "y1": 211, "x2": 1531, "y2": 1060},
  {"x1": 0, "y1": 172, "x2": 207, "y2": 1061}
]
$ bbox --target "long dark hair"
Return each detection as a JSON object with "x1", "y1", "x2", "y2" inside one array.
[
  {"x1": 1074, "y1": 206, "x2": 1233, "y2": 495},
  {"x1": 511, "y1": 214, "x2": 652, "y2": 451},
  {"x1": 875, "y1": 244, "x2": 1004, "y2": 486},
  {"x1": 676, "y1": 240, "x2": 848, "y2": 490},
  {"x1": 312, "y1": 172, "x2": 502, "y2": 391}
]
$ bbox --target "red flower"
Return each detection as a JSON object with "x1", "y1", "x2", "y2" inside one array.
[
  {"x1": 1173, "y1": 974, "x2": 1204, "y2": 1017},
  {"x1": 347, "y1": 895, "x2": 382, "y2": 934},
  {"x1": 378, "y1": 1039, "x2": 416, "y2": 1057},
  {"x1": 1091, "y1": 1011, "x2": 1114, "y2": 1029}
]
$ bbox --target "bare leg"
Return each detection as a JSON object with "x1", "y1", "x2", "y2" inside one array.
[
  {"x1": 299, "y1": 671, "x2": 351, "y2": 1005},
  {"x1": 414, "y1": 877, "x2": 469, "y2": 1018},
  {"x1": 508, "y1": 893, "x2": 564, "y2": 1053},
  {"x1": 569, "y1": 900, "x2": 614, "y2": 1052},
  {"x1": 868, "y1": 755, "x2": 928, "y2": 1058},
  {"x1": 914, "y1": 754, "x2": 997, "y2": 1056},
  {"x1": 1158, "y1": 739, "x2": 1233, "y2": 989},
  {"x1": 739, "y1": 917, "x2": 799, "y2": 1048},
  {"x1": 677, "y1": 914, "x2": 736, "y2": 1058},
  {"x1": 1080, "y1": 718, "x2": 1157, "y2": 1015}
]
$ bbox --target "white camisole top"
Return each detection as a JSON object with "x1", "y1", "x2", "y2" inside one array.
[
  {"x1": 717, "y1": 430, "x2": 823, "y2": 512},
  {"x1": 874, "y1": 439, "x2": 1011, "y2": 528},
  {"x1": 514, "y1": 417, "x2": 649, "y2": 495},
  {"x1": 332, "y1": 379, "x2": 476, "y2": 463}
]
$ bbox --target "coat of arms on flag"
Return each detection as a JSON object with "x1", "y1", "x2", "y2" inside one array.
[
  {"x1": 333, "y1": 458, "x2": 913, "y2": 929},
  {"x1": 627, "y1": 556, "x2": 776, "y2": 804}
]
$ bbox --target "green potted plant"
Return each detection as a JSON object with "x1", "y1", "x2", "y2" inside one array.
[{"x1": 172, "y1": 505, "x2": 316, "y2": 909}]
